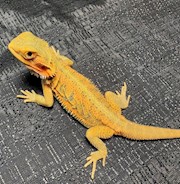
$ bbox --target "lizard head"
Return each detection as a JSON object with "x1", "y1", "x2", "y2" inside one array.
[{"x1": 8, "y1": 32, "x2": 56, "y2": 79}]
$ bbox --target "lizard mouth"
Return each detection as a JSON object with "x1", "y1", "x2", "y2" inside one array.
[
  {"x1": 26, "y1": 64, "x2": 56, "y2": 79},
  {"x1": 29, "y1": 70, "x2": 49, "y2": 79}
]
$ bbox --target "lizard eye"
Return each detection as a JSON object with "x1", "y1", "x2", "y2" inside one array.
[
  {"x1": 25, "y1": 51, "x2": 35, "y2": 60},
  {"x1": 27, "y1": 52, "x2": 32, "y2": 56}
]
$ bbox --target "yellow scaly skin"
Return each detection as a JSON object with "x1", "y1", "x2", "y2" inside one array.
[{"x1": 8, "y1": 32, "x2": 180, "y2": 179}]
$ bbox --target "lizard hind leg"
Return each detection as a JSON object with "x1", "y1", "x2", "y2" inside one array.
[
  {"x1": 84, "y1": 125, "x2": 114, "y2": 179},
  {"x1": 105, "y1": 82, "x2": 131, "y2": 112}
]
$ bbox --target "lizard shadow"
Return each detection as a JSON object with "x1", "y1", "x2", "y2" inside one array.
[
  {"x1": 1, "y1": 50, "x2": 42, "y2": 92},
  {"x1": 4, "y1": 0, "x2": 107, "y2": 23},
  {"x1": 23, "y1": 73, "x2": 42, "y2": 92}
]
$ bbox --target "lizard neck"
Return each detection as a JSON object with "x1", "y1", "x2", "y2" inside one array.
[{"x1": 46, "y1": 56, "x2": 68, "y2": 88}]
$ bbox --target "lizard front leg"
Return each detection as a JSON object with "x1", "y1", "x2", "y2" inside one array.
[
  {"x1": 17, "y1": 80, "x2": 54, "y2": 107},
  {"x1": 84, "y1": 125, "x2": 114, "y2": 179}
]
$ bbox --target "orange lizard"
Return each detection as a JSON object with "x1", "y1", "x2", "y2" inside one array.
[{"x1": 8, "y1": 32, "x2": 180, "y2": 179}]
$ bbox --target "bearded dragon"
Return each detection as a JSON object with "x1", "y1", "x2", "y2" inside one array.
[{"x1": 8, "y1": 32, "x2": 180, "y2": 179}]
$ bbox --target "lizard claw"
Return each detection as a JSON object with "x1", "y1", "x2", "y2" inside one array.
[
  {"x1": 17, "y1": 90, "x2": 37, "y2": 103},
  {"x1": 116, "y1": 82, "x2": 131, "y2": 109},
  {"x1": 84, "y1": 151, "x2": 107, "y2": 179}
]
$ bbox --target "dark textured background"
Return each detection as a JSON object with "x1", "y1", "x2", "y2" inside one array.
[{"x1": 0, "y1": 0, "x2": 180, "y2": 183}]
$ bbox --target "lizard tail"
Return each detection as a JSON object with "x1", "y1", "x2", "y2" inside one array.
[{"x1": 119, "y1": 118, "x2": 180, "y2": 140}]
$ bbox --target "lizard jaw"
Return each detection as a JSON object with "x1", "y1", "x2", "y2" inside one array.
[
  {"x1": 30, "y1": 70, "x2": 46, "y2": 79},
  {"x1": 29, "y1": 66, "x2": 56, "y2": 80}
]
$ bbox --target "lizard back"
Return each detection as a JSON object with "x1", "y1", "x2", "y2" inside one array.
[{"x1": 50, "y1": 64, "x2": 122, "y2": 130}]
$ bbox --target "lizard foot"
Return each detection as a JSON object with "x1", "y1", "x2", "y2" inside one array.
[
  {"x1": 17, "y1": 90, "x2": 37, "y2": 103},
  {"x1": 84, "y1": 150, "x2": 107, "y2": 179},
  {"x1": 115, "y1": 82, "x2": 130, "y2": 109}
]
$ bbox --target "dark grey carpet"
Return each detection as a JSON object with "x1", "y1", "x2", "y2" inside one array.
[{"x1": 0, "y1": 0, "x2": 180, "y2": 183}]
